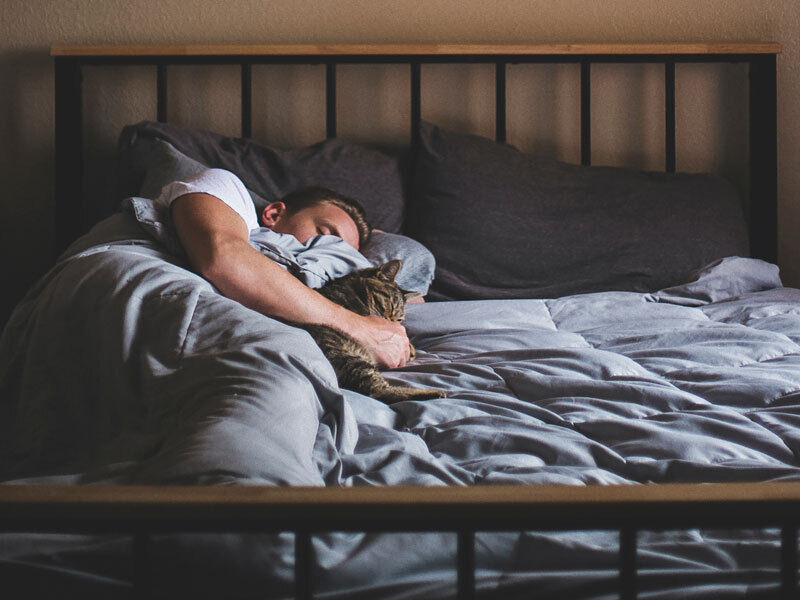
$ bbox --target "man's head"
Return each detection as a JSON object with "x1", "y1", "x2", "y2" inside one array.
[{"x1": 259, "y1": 186, "x2": 371, "y2": 250}]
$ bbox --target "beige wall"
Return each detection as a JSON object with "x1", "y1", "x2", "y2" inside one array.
[{"x1": 2, "y1": 0, "x2": 799, "y2": 325}]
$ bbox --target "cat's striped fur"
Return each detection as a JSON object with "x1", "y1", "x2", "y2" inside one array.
[{"x1": 302, "y1": 259, "x2": 445, "y2": 404}]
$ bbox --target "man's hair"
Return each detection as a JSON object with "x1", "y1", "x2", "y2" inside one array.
[{"x1": 279, "y1": 186, "x2": 372, "y2": 247}]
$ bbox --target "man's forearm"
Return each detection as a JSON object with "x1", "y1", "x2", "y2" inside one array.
[
  {"x1": 200, "y1": 238, "x2": 411, "y2": 368},
  {"x1": 202, "y1": 236, "x2": 354, "y2": 328}
]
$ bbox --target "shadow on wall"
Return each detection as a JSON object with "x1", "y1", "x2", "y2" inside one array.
[
  {"x1": 716, "y1": 64, "x2": 749, "y2": 222},
  {"x1": 676, "y1": 62, "x2": 748, "y2": 214},
  {"x1": 0, "y1": 49, "x2": 56, "y2": 331}
]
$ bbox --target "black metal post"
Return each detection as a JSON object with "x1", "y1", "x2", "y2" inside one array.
[
  {"x1": 665, "y1": 60, "x2": 676, "y2": 173},
  {"x1": 326, "y1": 62, "x2": 337, "y2": 139},
  {"x1": 495, "y1": 61, "x2": 506, "y2": 143},
  {"x1": 54, "y1": 56, "x2": 83, "y2": 255},
  {"x1": 457, "y1": 529, "x2": 475, "y2": 600},
  {"x1": 748, "y1": 53, "x2": 778, "y2": 264},
  {"x1": 620, "y1": 527, "x2": 637, "y2": 600},
  {"x1": 405, "y1": 61, "x2": 423, "y2": 236},
  {"x1": 581, "y1": 60, "x2": 591, "y2": 166},
  {"x1": 295, "y1": 531, "x2": 313, "y2": 600},
  {"x1": 410, "y1": 61, "x2": 421, "y2": 148}
]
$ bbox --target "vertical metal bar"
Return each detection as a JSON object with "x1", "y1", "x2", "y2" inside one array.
[
  {"x1": 749, "y1": 53, "x2": 778, "y2": 264},
  {"x1": 54, "y1": 56, "x2": 83, "y2": 255},
  {"x1": 133, "y1": 531, "x2": 150, "y2": 599},
  {"x1": 295, "y1": 531, "x2": 313, "y2": 600},
  {"x1": 410, "y1": 61, "x2": 421, "y2": 149},
  {"x1": 581, "y1": 60, "x2": 591, "y2": 166},
  {"x1": 457, "y1": 530, "x2": 475, "y2": 600},
  {"x1": 156, "y1": 63, "x2": 168, "y2": 123},
  {"x1": 405, "y1": 60, "x2": 423, "y2": 236},
  {"x1": 326, "y1": 62, "x2": 337, "y2": 139},
  {"x1": 781, "y1": 524, "x2": 798, "y2": 598},
  {"x1": 664, "y1": 59, "x2": 676, "y2": 173},
  {"x1": 241, "y1": 62, "x2": 252, "y2": 138},
  {"x1": 495, "y1": 61, "x2": 506, "y2": 143},
  {"x1": 620, "y1": 527, "x2": 637, "y2": 600}
]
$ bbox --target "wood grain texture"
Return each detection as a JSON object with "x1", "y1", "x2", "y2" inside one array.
[
  {"x1": 3, "y1": 483, "x2": 800, "y2": 533},
  {"x1": 3, "y1": 481, "x2": 800, "y2": 506},
  {"x1": 50, "y1": 42, "x2": 782, "y2": 57}
]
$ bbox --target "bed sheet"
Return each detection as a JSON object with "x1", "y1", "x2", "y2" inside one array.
[{"x1": 1, "y1": 212, "x2": 799, "y2": 598}]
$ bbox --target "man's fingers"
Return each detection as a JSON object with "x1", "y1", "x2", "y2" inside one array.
[
  {"x1": 349, "y1": 314, "x2": 411, "y2": 369},
  {"x1": 382, "y1": 326, "x2": 409, "y2": 368}
]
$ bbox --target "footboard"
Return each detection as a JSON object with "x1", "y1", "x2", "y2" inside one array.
[{"x1": 2, "y1": 482, "x2": 799, "y2": 599}]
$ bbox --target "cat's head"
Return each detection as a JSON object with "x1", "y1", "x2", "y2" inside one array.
[{"x1": 321, "y1": 259, "x2": 420, "y2": 321}]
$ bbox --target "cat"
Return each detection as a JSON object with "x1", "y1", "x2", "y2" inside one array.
[{"x1": 301, "y1": 259, "x2": 446, "y2": 404}]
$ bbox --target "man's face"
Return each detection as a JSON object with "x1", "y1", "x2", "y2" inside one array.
[{"x1": 261, "y1": 201, "x2": 360, "y2": 249}]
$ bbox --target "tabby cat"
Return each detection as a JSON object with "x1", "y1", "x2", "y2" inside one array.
[{"x1": 302, "y1": 259, "x2": 446, "y2": 404}]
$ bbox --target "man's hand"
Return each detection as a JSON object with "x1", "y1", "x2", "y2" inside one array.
[{"x1": 344, "y1": 314, "x2": 411, "y2": 369}]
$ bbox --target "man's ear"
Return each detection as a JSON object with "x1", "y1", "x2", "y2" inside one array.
[{"x1": 260, "y1": 202, "x2": 286, "y2": 227}]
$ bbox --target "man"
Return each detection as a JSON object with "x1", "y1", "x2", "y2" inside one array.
[{"x1": 162, "y1": 168, "x2": 410, "y2": 368}]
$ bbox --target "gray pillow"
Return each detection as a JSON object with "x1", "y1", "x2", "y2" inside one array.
[
  {"x1": 360, "y1": 231, "x2": 435, "y2": 295},
  {"x1": 412, "y1": 121, "x2": 750, "y2": 300},
  {"x1": 651, "y1": 256, "x2": 782, "y2": 307},
  {"x1": 139, "y1": 138, "x2": 268, "y2": 209},
  {"x1": 118, "y1": 120, "x2": 407, "y2": 233}
]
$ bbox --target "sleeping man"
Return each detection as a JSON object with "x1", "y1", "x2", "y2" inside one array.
[{"x1": 160, "y1": 168, "x2": 411, "y2": 368}]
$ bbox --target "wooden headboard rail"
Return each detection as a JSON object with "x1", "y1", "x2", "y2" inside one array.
[
  {"x1": 52, "y1": 42, "x2": 779, "y2": 259},
  {"x1": 51, "y1": 42, "x2": 782, "y2": 56}
]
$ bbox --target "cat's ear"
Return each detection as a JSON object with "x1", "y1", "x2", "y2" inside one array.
[{"x1": 378, "y1": 259, "x2": 402, "y2": 281}]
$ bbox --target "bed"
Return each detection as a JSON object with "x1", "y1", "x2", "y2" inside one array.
[{"x1": 0, "y1": 42, "x2": 795, "y2": 599}]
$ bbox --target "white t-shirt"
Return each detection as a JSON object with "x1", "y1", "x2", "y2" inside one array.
[{"x1": 155, "y1": 168, "x2": 260, "y2": 232}]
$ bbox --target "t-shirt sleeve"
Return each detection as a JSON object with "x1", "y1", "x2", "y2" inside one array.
[{"x1": 156, "y1": 168, "x2": 260, "y2": 232}]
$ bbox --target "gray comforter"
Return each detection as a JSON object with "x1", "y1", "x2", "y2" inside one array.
[{"x1": 2, "y1": 212, "x2": 800, "y2": 598}]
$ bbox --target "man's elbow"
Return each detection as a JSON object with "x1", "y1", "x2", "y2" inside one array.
[{"x1": 194, "y1": 254, "x2": 225, "y2": 282}]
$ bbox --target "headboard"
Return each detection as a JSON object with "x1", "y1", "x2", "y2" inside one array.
[{"x1": 51, "y1": 42, "x2": 780, "y2": 261}]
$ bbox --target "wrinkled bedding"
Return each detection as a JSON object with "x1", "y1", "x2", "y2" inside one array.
[{"x1": 2, "y1": 211, "x2": 800, "y2": 598}]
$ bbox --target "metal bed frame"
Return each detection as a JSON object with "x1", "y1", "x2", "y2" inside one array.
[
  {"x1": 51, "y1": 43, "x2": 778, "y2": 261},
  {"x1": 1, "y1": 42, "x2": 789, "y2": 600}
]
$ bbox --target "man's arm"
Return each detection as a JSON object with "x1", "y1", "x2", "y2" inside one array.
[{"x1": 171, "y1": 192, "x2": 410, "y2": 368}]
